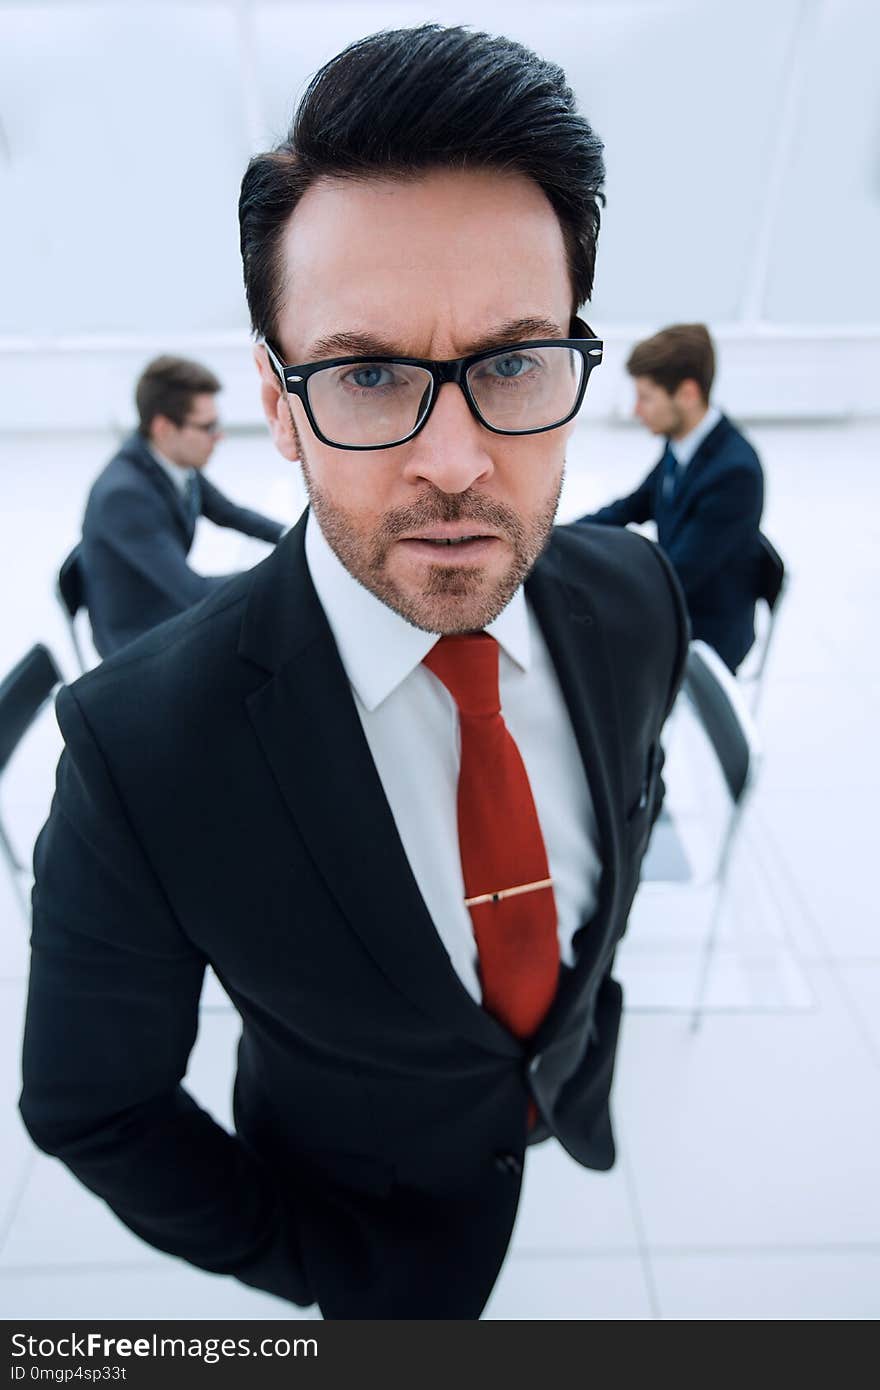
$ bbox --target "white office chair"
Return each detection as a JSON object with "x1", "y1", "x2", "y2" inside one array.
[
  {"x1": 0, "y1": 644, "x2": 63, "y2": 923},
  {"x1": 739, "y1": 532, "x2": 787, "y2": 717},
  {"x1": 56, "y1": 544, "x2": 90, "y2": 675},
  {"x1": 680, "y1": 640, "x2": 762, "y2": 1027}
]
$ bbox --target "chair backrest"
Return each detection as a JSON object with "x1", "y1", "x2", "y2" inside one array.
[
  {"x1": 755, "y1": 532, "x2": 786, "y2": 613},
  {"x1": 683, "y1": 640, "x2": 761, "y2": 805},
  {"x1": 57, "y1": 545, "x2": 84, "y2": 619},
  {"x1": 0, "y1": 644, "x2": 63, "y2": 777}
]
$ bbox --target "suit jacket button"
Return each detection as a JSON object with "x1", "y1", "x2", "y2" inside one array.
[
  {"x1": 494, "y1": 1152, "x2": 523, "y2": 1177},
  {"x1": 528, "y1": 1054, "x2": 542, "y2": 1077}
]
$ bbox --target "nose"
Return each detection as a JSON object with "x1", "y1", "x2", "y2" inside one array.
[{"x1": 401, "y1": 382, "x2": 494, "y2": 493}]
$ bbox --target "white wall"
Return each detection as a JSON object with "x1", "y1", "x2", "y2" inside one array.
[{"x1": 1, "y1": 0, "x2": 878, "y2": 429}]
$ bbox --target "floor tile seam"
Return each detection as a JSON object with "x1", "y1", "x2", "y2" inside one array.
[
  {"x1": 0, "y1": 1150, "x2": 36, "y2": 1256},
  {"x1": 735, "y1": 814, "x2": 819, "y2": 961},
  {"x1": 618, "y1": 943, "x2": 808, "y2": 959},
  {"x1": 807, "y1": 957, "x2": 880, "y2": 967},
  {"x1": 0, "y1": 1257, "x2": 173, "y2": 1278},
  {"x1": 820, "y1": 965, "x2": 880, "y2": 1071},
  {"x1": 751, "y1": 814, "x2": 880, "y2": 1065},
  {"x1": 623, "y1": 1005, "x2": 816, "y2": 1017},
  {"x1": 7, "y1": 1243, "x2": 880, "y2": 1274},
  {"x1": 507, "y1": 1246, "x2": 642, "y2": 1260},
  {"x1": 644, "y1": 1243, "x2": 880, "y2": 1258},
  {"x1": 619, "y1": 1149, "x2": 662, "y2": 1321},
  {"x1": 746, "y1": 807, "x2": 838, "y2": 962}
]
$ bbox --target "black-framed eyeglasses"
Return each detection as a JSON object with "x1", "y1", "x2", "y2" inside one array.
[
  {"x1": 262, "y1": 317, "x2": 603, "y2": 451},
  {"x1": 182, "y1": 417, "x2": 222, "y2": 437}
]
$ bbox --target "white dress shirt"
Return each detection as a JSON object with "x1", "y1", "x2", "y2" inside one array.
[
  {"x1": 305, "y1": 513, "x2": 601, "y2": 1003},
  {"x1": 668, "y1": 404, "x2": 722, "y2": 471},
  {"x1": 148, "y1": 443, "x2": 192, "y2": 496}
]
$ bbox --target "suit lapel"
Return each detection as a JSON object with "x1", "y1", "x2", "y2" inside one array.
[
  {"x1": 239, "y1": 518, "x2": 520, "y2": 1059},
  {"x1": 238, "y1": 517, "x2": 628, "y2": 1056},
  {"x1": 664, "y1": 416, "x2": 732, "y2": 542},
  {"x1": 122, "y1": 435, "x2": 194, "y2": 545},
  {"x1": 524, "y1": 540, "x2": 628, "y2": 1039}
]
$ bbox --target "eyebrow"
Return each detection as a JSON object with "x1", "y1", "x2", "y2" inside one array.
[{"x1": 302, "y1": 317, "x2": 567, "y2": 363}]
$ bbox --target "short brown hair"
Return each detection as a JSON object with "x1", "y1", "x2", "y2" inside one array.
[
  {"x1": 626, "y1": 324, "x2": 715, "y2": 403},
  {"x1": 135, "y1": 356, "x2": 221, "y2": 436}
]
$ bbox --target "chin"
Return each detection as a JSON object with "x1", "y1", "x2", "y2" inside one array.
[{"x1": 388, "y1": 568, "x2": 518, "y2": 635}]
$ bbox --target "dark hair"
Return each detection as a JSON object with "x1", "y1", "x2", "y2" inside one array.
[
  {"x1": 626, "y1": 324, "x2": 716, "y2": 403},
  {"x1": 239, "y1": 24, "x2": 605, "y2": 346},
  {"x1": 135, "y1": 355, "x2": 221, "y2": 436}
]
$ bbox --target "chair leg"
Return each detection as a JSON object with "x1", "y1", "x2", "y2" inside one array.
[
  {"x1": 689, "y1": 806, "x2": 747, "y2": 1032},
  {"x1": 689, "y1": 889, "x2": 724, "y2": 1033},
  {"x1": 0, "y1": 819, "x2": 30, "y2": 926},
  {"x1": 0, "y1": 811, "x2": 24, "y2": 872}
]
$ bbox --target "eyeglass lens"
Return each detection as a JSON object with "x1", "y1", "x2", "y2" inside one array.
[{"x1": 305, "y1": 346, "x2": 587, "y2": 447}]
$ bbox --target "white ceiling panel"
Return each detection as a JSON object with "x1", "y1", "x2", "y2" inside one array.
[
  {"x1": 254, "y1": 0, "x2": 800, "y2": 324},
  {"x1": 763, "y1": 0, "x2": 880, "y2": 325},
  {"x1": 487, "y1": 0, "x2": 802, "y2": 324},
  {"x1": 0, "y1": 0, "x2": 873, "y2": 366},
  {"x1": 0, "y1": 2, "x2": 252, "y2": 335}
]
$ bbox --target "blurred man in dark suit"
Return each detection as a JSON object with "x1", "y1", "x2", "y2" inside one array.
[
  {"x1": 80, "y1": 355, "x2": 284, "y2": 656},
  {"x1": 580, "y1": 324, "x2": 763, "y2": 671}
]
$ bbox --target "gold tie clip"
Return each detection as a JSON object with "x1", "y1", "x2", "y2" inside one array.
[{"x1": 464, "y1": 877, "x2": 554, "y2": 908}]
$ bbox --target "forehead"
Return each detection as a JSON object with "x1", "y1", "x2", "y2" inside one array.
[{"x1": 276, "y1": 168, "x2": 572, "y2": 360}]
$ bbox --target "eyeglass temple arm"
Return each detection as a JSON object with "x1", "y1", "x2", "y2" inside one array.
[{"x1": 261, "y1": 338, "x2": 289, "y2": 388}]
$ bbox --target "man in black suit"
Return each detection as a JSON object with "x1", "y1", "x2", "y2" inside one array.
[
  {"x1": 580, "y1": 324, "x2": 763, "y2": 671},
  {"x1": 80, "y1": 355, "x2": 285, "y2": 656},
  {"x1": 21, "y1": 26, "x2": 688, "y2": 1319}
]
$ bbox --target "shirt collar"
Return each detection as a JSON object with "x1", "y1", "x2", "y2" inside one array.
[
  {"x1": 668, "y1": 404, "x2": 722, "y2": 468},
  {"x1": 147, "y1": 442, "x2": 193, "y2": 495},
  {"x1": 305, "y1": 510, "x2": 531, "y2": 712}
]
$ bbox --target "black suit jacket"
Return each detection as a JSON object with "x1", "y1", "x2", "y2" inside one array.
[
  {"x1": 20, "y1": 515, "x2": 687, "y2": 1319},
  {"x1": 582, "y1": 414, "x2": 764, "y2": 671},
  {"x1": 80, "y1": 432, "x2": 284, "y2": 658}
]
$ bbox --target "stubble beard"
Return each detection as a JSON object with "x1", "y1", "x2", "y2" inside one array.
[{"x1": 293, "y1": 421, "x2": 563, "y2": 634}]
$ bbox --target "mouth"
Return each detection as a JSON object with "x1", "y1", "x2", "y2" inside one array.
[
  {"x1": 396, "y1": 529, "x2": 501, "y2": 562},
  {"x1": 406, "y1": 534, "x2": 491, "y2": 546}
]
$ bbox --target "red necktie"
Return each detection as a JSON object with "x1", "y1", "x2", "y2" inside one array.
[{"x1": 423, "y1": 633, "x2": 560, "y2": 1040}]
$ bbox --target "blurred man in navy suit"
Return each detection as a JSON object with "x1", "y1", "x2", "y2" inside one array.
[
  {"x1": 80, "y1": 355, "x2": 284, "y2": 656},
  {"x1": 580, "y1": 324, "x2": 763, "y2": 671}
]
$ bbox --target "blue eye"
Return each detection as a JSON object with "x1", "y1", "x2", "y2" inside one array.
[
  {"x1": 491, "y1": 354, "x2": 528, "y2": 379},
  {"x1": 345, "y1": 365, "x2": 394, "y2": 389}
]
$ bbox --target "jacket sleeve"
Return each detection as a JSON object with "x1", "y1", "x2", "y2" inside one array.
[
  {"x1": 663, "y1": 462, "x2": 763, "y2": 596},
  {"x1": 199, "y1": 477, "x2": 285, "y2": 545},
  {"x1": 19, "y1": 687, "x2": 310, "y2": 1307},
  {"x1": 578, "y1": 460, "x2": 661, "y2": 529},
  {"x1": 100, "y1": 486, "x2": 237, "y2": 608}
]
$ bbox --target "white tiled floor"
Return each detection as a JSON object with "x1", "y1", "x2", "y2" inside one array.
[{"x1": 1, "y1": 418, "x2": 878, "y2": 1319}]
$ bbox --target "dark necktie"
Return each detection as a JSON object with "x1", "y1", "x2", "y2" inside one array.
[
  {"x1": 661, "y1": 444, "x2": 680, "y2": 502},
  {"x1": 184, "y1": 472, "x2": 200, "y2": 529},
  {"x1": 423, "y1": 633, "x2": 560, "y2": 1039}
]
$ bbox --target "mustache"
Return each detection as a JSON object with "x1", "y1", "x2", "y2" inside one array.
[{"x1": 377, "y1": 489, "x2": 526, "y2": 543}]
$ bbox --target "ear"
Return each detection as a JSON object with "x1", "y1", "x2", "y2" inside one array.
[
  {"x1": 253, "y1": 345, "x2": 301, "y2": 462},
  {"x1": 149, "y1": 413, "x2": 173, "y2": 448},
  {"x1": 675, "y1": 378, "x2": 702, "y2": 410}
]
